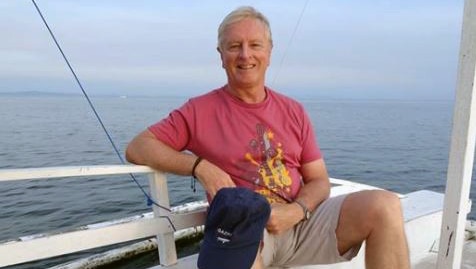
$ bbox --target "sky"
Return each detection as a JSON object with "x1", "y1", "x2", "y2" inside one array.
[{"x1": 0, "y1": 0, "x2": 465, "y2": 99}]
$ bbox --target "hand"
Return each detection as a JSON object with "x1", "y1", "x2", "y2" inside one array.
[
  {"x1": 266, "y1": 202, "x2": 303, "y2": 234},
  {"x1": 194, "y1": 158, "x2": 236, "y2": 200}
]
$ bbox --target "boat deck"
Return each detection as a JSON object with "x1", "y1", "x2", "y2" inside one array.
[
  {"x1": 414, "y1": 240, "x2": 476, "y2": 269},
  {"x1": 150, "y1": 241, "x2": 476, "y2": 269}
]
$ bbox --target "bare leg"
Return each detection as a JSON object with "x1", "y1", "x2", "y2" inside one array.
[{"x1": 336, "y1": 190, "x2": 409, "y2": 269}]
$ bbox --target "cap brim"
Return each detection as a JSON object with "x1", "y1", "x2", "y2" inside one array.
[{"x1": 197, "y1": 239, "x2": 260, "y2": 269}]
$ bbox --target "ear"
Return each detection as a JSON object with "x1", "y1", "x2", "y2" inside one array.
[
  {"x1": 217, "y1": 47, "x2": 225, "y2": 69},
  {"x1": 267, "y1": 48, "x2": 272, "y2": 67}
]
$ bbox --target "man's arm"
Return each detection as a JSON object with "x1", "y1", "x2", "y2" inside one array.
[
  {"x1": 126, "y1": 129, "x2": 198, "y2": 175},
  {"x1": 125, "y1": 129, "x2": 235, "y2": 198},
  {"x1": 295, "y1": 158, "x2": 331, "y2": 212},
  {"x1": 266, "y1": 158, "x2": 330, "y2": 234}
]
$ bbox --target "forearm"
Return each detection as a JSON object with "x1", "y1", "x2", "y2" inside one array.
[
  {"x1": 294, "y1": 176, "x2": 330, "y2": 212},
  {"x1": 126, "y1": 130, "x2": 235, "y2": 199},
  {"x1": 295, "y1": 158, "x2": 331, "y2": 212},
  {"x1": 125, "y1": 130, "x2": 197, "y2": 176}
]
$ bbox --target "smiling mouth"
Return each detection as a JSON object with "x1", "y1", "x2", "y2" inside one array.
[{"x1": 238, "y1": 64, "x2": 255, "y2": 70}]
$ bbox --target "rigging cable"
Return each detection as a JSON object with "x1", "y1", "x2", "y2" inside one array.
[
  {"x1": 271, "y1": 0, "x2": 310, "y2": 87},
  {"x1": 31, "y1": 0, "x2": 176, "y2": 231}
]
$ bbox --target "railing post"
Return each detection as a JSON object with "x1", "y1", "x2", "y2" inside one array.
[
  {"x1": 437, "y1": 0, "x2": 476, "y2": 268},
  {"x1": 149, "y1": 171, "x2": 177, "y2": 266}
]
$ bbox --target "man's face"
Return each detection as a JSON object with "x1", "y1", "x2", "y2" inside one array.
[{"x1": 218, "y1": 18, "x2": 272, "y2": 90}]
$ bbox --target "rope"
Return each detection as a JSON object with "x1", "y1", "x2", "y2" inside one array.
[
  {"x1": 271, "y1": 0, "x2": 310, "y2": 87},
  {"x1": 31, "y1": 0, "x2": 176, "y2": 231}
]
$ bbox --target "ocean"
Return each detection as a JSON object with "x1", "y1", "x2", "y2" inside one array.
[{"x1": 1, "y1": 94, "x2": 475, "y2": 269}]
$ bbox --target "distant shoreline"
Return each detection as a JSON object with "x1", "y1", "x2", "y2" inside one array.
[
  {"x1": 0, "y1": 90, "x2": 453, "y2": 103},
  {"x1": 0, "y1": 91, "x2": 189, "y2": 99},
  {"x1": 0, "y1": 91, "x2": 80, "y2": 97}
]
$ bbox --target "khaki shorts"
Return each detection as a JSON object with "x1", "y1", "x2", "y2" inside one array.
[{"x1": 261, "y1": 194, "x2": 362, "y2": 267}]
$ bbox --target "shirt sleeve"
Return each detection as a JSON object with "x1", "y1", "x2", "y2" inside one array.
[{"x1": 148, "y1": 101, "x2": 194, "y2": 151}]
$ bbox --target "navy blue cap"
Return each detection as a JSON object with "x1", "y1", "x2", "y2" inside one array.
[{"x1": 197, "y1": 187, "x2": 271, "y2": 269}]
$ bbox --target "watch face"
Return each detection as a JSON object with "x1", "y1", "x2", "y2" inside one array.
[{"x1": 295, "y1": 200, "x2": 310, "y2": 221}]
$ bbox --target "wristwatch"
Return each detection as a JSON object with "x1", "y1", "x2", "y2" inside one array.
[{"x1": 294, "y1": 199, "x2": 311, "y2": 221}]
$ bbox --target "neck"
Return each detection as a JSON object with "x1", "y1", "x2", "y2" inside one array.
[{"x1": 225, "y1": 84, "x2": 267, "y2": 104}]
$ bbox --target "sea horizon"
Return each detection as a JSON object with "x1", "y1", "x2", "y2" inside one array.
[{"x1": 0, "y1": 89, "x2": 456, "y2": 103}]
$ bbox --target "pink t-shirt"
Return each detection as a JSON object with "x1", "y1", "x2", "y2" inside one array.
[{"x1": 149, "y1": 86, "x2": 321, "y2": 203}]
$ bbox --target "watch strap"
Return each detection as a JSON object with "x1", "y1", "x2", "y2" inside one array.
[{"x1": 294, "y1": 199, "x2": 310, "y2": 221}]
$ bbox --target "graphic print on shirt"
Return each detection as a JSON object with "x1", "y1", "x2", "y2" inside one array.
[{"x1": 244, "y1": 123, "x2": 292, "y2": 203}]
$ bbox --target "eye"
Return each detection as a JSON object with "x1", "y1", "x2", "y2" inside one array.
[
  {"x1": 251, "y1": 43, "x2": 263, "y2": 49},
  {"x1": 227, "y1": 43, "x2": 241, "y2": 51}
]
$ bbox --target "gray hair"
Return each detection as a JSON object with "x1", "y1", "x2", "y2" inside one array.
[{"x1": 217, "y1": 6, "x2": 273, "y2": 49}]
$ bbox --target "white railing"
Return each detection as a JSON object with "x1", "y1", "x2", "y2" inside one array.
[
  {"x1": 0, "y1": 165, "x2": 207, "y2": 268},
  {"x1": 437, "y1": 0, "x2": 476, "y2": 268}
]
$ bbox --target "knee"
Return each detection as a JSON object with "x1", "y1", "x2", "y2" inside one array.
[{"x1": 366, "y1": 190, "x2": 403, "y2": 224}]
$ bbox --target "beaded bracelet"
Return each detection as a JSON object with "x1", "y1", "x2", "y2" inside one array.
[{"x1": 191, "y1": 156, "x2": 203, "y2": 179}]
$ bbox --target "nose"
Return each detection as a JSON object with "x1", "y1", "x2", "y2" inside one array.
[{"x1": 239, "y1": 45, "x2": 250, "y2": 59}]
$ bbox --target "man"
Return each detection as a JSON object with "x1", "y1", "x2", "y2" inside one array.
[{"x1": 126, "y1": 6, "x2": 409, "y2": 269}]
